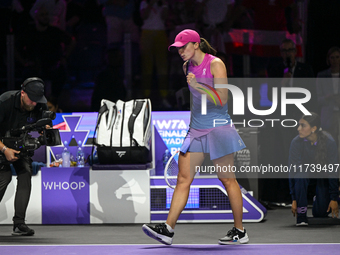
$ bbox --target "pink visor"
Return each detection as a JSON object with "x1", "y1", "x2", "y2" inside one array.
[{"x1": 168, "y1": 29, "x2": 201, "y2": 50}]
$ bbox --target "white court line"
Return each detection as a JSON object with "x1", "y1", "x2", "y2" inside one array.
[{"x1": 1, "y1": 243, "x2": 340, "y2": 246}]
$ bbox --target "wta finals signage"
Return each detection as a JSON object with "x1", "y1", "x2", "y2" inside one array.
[{"x1": 152, "y1": 112, "x2": 190, "y2": 155}]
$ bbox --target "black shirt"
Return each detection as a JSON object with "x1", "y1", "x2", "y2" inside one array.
[{"x1": 0, "y1": 90, "x2": 47, "y2": 138}]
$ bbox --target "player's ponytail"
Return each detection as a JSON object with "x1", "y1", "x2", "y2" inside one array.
[{"x1": 199, "y1": 38, "x2": 217, "y2": 56}]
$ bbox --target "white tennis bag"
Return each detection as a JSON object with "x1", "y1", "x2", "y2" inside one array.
[{"x1": 94, "y1": 98, "x2": 152, "y2": 164}]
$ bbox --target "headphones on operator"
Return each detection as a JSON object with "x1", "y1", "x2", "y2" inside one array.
[{"x1": 21, "y1": 77, "x2": 45, "y2": 92}]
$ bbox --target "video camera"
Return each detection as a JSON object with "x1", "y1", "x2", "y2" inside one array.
[{"x1": 0, "y1": 110, "x2": 61, "y2": 164}]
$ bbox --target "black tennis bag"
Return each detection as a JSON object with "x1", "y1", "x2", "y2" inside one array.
[{"x1": 94, "y1": 99, "x2": 152, "y2": 164}]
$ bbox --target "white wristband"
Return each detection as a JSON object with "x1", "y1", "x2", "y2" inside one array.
[{"x1": 2, "y1": 146, "x2": 7, "y2": 153}]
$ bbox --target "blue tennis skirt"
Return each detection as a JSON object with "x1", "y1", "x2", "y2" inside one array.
[{"x1": 180, "y1": 124, "x2": 246, "y2": 160}]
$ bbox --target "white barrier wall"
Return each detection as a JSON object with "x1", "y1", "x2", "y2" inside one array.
[
  {"x1": 0, "y1": 172, "x2": 42, "y2": 224},
  {"x1": 90, "y1": 169, "x2": 152, "y2": 224}
]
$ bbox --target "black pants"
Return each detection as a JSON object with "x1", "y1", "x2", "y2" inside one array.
[
  {"x1": 293, "y1": 178, "x2": 331, "y2": 217},
  {"x1": 0, "y1": 157, "x2": 32, "y2": 224}
]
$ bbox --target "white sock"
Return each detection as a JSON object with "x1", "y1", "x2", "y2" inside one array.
[
  {"x1": 165, "y1": 223, "x2": 174, "y2": 233},
  {"x1": 236, "y1": 227, "x2": 244, "y2": 233}
]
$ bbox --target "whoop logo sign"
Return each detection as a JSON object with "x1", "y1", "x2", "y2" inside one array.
[
  {"x1": 42, "y1": 167, "x2": 90, "y2": 224},
  {"x1": 43, "y1": 182, "x2": 86, "y2": 190},
  {"x1": 201, "y1": 84, "x2": 311, "y2": 116}
]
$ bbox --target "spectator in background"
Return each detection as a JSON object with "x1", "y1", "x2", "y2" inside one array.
[
  {"x1": 240, "y1": 0, "x2": 300, "y2": 33},
  {"x1": 140, "y1": 0, "x2": 170, "y2": 109},
  {"x1": 261, "y1": 39, "x2": 316, "y2": 206},
  {"x1": 98, "y1": 0, "x2": 139, "y2": 47},
  {"x1": 231, "y1": 0, "x2": 253, "y2": 30},
  {"x1": 235, "y1": 0, "x2": 301, "y2": 77},
  {"x1": 30, "y1": 0, "x2": 67, "y2": 30},
  {"x1": 82, "y1": 0, "x2": 105, "y2": 24},
  {"x1": 316, "y1": 47, "x2": 340, "y2": 160},
  {"x1": 91, "y1": 47, "x2": 126, "y2": 112},
  {"x1": 195, "y1": 0, "x2": 235, "y2": 54},
  {"x1": 0, "y1": 0, "x2": 24, "y2": 84},
  {"x1": 168, "y1": 0, "x2": 197, "y2": 28},
  {"x1": 15, "y1": 6, "x2": 76, "y2": 98},
  {"x1": 65, "y1": 0, "x2": 84, "y2": 35},
  {"x1": 98, "y1": 0, "x2": 141, "y2": 94},
  {"x1": 268, "y1": 39, "x2": 316, "y2": 117},
  {"x1": 289, "y1": 112, "x2": 339, "y2": 226},
  {"x1": 47, "y1": 95, "x2": 63, "y2": 113}
]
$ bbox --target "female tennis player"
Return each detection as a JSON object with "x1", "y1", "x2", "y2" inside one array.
[
  {"x1": 289, "y1": 112, "x2": 339, "y2": 226},
  {"x1": 142, "y1": 29, "x2": 249, "y2": 245}
]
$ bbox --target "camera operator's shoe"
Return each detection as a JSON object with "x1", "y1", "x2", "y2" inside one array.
[
  {"x1": 219, "y1": 227, "x2": 249, "y2": 245},
  {"x1": 12, "y1": 223, "x2": 35, "y2": 236},
  {"x1": 142, "y1": 223, "x2": 174, "y2": 245},
  {"x1": 296, "y1": 213, "x2": 308, "y2": 226}
]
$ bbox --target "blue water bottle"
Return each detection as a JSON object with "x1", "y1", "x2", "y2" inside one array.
[
  {"x1": 76, "y1": 140, "x2": 85, "y2": 167},
  {"x1": 62, "y1": 141, "x2": 70, "y2": 167},
  {"x1": 162, "y1": 149, "x2": 171, "y2": 170}
]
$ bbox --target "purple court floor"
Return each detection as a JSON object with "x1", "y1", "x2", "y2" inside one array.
[{"x1": 1, "y1": 244, "x2": 339, "y2": 255}]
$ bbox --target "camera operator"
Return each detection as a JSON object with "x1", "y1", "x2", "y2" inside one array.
[{"x1": 0, "y1": 77, "x2": 48, "y2": 236}]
